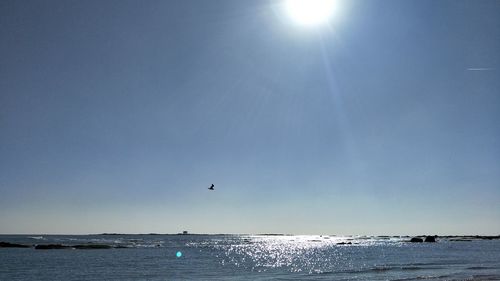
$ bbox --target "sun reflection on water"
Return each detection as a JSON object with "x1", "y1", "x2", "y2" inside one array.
[
  {"x1": 188, "y1": 235, "x2": 407, "y2": 274},
  {"x1": 219, "y1": 235, "x2": 360, "y2": 273}
]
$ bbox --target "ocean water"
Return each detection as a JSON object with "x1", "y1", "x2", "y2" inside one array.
[{"x1": 1, "y1": 234, "x2": 499, "y2": 280}]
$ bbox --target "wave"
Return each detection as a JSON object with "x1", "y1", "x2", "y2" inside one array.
[
  {"x1": 392, "y1": 273, "x2": 500, "y2": 281},
  {"x1": 391, "y1": 275, "x2": 452, "y2": 281},
  {"x1": 469, "y1": 275, "x2": 500, "y2": 280},
  {"x1": 28, "y1": 236, "x2": 45, "y2": 240},
  {"x1": 338, "y1": 265, "x2": 433, "y2": 275},
  {"x1": 467, "y1": 266, "x2": 492, "y2": 270}
]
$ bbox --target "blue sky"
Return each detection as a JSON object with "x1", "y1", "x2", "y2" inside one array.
[{"x1": 1, "y1": 0, "x2": 499, "y2": 235}]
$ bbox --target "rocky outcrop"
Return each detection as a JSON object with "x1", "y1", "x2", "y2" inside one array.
[
  {"x1": 424, "y1": 236, "x2": 437, "y2": 242},
  {"x1": 35, "y1": 244, "x2": 71, "y2": 250},
  {"x1": 410, "y1": 237, "x2": 423, "y2": 243},
  {"x1": 33, "y1": 243, "x2": 116, "y2": 250},
  {"x1": 73, "y1": 244, "x2": 112, "y2": 249},
  {"x1": 0, "y1": 242, "x2": 31, "y2": 248},
  {"x1": 0, "y1": 241, "x2": 126, "y2": 250}
]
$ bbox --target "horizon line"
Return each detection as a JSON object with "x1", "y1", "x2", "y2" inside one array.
[{"x1": 1, "y1": 233, "x2": 499, "y2": 237}]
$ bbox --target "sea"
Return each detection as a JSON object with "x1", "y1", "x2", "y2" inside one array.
[{"x1": 1, "y1": 234, "x2": 499, "y2": 280}]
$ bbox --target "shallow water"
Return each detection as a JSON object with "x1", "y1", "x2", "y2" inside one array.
[{"x1": 1, "y1": 235, "x2": 499, "y2": 280}]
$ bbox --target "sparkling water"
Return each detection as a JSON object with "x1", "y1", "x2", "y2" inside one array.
[{"x1": 1, "y1": 234, "x2": 499, "y2": 280}]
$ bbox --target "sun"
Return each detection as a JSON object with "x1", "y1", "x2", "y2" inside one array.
[{"x1": 284, "y1": 0, "x2": 339, "y2": 26}]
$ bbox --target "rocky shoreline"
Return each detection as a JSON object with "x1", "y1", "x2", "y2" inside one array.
[
  {"x1": 0, "y1": 242, "x2": 124, "y2": 250},
  {"x1": 1, "y1": 235, "x2": 499, "y2": 250}
]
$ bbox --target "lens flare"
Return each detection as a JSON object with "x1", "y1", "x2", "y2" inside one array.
[
  {"x1": 285, "y1": 0, "x2": 339, "y2": 26},
  {"x1": 176, "y1": 251, "x2": 182, "y2": 258}
]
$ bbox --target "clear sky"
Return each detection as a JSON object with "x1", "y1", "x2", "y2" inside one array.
[{"x1": 1, "y1": 0, "x2": 499, "y2": 235}]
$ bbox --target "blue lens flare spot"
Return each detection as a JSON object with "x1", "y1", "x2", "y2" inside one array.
[{"x1": 176, "y1": 251, "x2": 182, "y2": 258}]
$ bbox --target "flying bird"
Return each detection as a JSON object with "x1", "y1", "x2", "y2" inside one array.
[{"x1": 208, "y1": 184, "x2": 214, "y2": 191}]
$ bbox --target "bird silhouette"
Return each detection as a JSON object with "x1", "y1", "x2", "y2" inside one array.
[{"x1": 208, "y1": 184, "x2": 215, "y2": 190}]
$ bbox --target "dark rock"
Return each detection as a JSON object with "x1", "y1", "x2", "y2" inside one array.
[
  {"x1": 477, "y1": 236, "x2": 500, "y2": 240},
  {"x1": 73, "y1": 244, "x2": 112, "y2": 249},
  {"x1": 35, "y1": 244, "x2": 70, "y2": 250},
  {"x1": 424, "y1": 236, "x2": 437, "y2": 242},
  {"x1": 336, "y1": 242, "x2": 352, "y2": 245},
  {"x1": 410, "y1": 237, "x2": 423, "y2": 243},
  {"x1": 0, "y1": 242, "x2": 31, "y2": 248}
]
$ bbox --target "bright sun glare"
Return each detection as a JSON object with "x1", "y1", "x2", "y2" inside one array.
[{"x1": 285, "y1": 0, "x2": 339, "y2": 26}]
